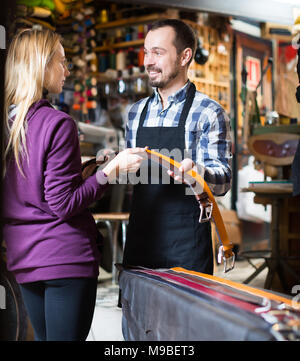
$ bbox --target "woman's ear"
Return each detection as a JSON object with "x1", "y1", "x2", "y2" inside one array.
[{"x1": 181, "y1": 48, "x2": 192, "y2": 66}]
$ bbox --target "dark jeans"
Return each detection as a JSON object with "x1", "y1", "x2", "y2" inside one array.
[{"x1": 19, "y1": 277, "x2": 98, "y2": 341}]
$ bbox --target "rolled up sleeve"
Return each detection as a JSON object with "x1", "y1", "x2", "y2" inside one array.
[{"x1": 197, "y1": 108, "x2": 232, "y2": 196}]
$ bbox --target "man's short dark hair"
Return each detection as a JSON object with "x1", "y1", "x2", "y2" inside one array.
[{"x1": 149, "y1": 19, "x2": 197, "y2": 65}]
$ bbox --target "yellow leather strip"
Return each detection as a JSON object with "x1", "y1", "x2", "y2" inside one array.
[
  {"x1": 146, "y1": 149, "x2": 233, "y2": 256},
  {"x1": 171, "y1": 267, "x2": 300, "y2": 309}
]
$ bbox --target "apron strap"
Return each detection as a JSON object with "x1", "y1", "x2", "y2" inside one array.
[
  {"x1": 138, "y1": 82, "x2": 196, "y2": 130},
  {"x1": 178, "y1": 82, "x2": 196, "y2": 129},
  {"x1": 138, "y1": 93, "x2": 154, "y2": 128}
]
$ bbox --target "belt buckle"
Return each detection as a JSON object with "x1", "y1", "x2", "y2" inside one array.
[
  {"x1": 218, "y1": 246, "x2": 235, "y2": 273},
  {"x1": 198, "y1": 192, "x2": 213, "y2": 223}
]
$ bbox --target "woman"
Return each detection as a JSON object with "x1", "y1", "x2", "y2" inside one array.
[{"x1": 3, "y1": 28, "x2": 145, "y2": 341}]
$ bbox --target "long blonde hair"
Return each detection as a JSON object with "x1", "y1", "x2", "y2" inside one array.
[{"x1": 4, "y1": 28, "x2": 62, "y2": 176}]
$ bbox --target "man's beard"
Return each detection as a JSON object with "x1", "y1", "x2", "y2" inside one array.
[{"x1": 147, "y1": 59, "x2": 180, "y2": 88}]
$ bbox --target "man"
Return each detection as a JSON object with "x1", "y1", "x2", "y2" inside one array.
[{"x1": 122, "y1": 19, "x2": 232, "y2": 274}]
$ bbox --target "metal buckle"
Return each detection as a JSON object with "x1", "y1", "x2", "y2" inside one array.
[
  {"x1": 198, "y1": 193, "x2": 213, "y2": 223},
  {"x1": 218, "y1": 246, "x2": 235, "y2": 273}
]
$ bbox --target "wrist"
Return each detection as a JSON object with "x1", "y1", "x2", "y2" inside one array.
[{"x1": 102, "y1": 159, "x2": 118, "y2": 182}]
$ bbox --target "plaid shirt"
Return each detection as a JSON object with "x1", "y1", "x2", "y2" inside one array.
[{"x1": 125, "y1": 81, "x2": 232, "y2": 196}]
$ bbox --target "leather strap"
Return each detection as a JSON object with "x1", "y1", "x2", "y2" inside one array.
[{"x1": 145, "y1": 148, "x2": 234, "y2": 261}]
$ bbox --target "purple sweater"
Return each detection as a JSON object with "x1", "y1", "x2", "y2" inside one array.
[{"x1": 3, "y1": 100, "x2": 108, "y2": 283}]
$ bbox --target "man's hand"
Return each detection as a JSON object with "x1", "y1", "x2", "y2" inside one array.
[{"x1": 167, "y1": 158, "x2": 195, "y2": 182}]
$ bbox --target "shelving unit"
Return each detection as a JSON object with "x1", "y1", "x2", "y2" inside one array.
[
  {"x1": 91, "y1": 14, "x2": 232, "y2": 113},
  {"x1": 186, "y1": 20, "x2": 231, "y2": 113},
  {"x1": 93, "y1": 14, "x2": 162, "y2": 52},
  {"x1": 15, "y1": 1, "x2": 232, "y2": 115}
]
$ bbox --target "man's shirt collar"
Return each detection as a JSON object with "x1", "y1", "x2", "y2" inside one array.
[{"x1": 153, "y1": 80, "x2": 191, "y2": 106}]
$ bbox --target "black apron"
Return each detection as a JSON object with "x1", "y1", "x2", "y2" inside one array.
[{"x1": 123, "y1": 83, "x2": 213, "y2": 274}]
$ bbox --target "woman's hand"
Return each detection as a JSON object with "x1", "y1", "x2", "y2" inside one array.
[
  {"x1": 96, "y1": 148, "x2": 117, "y2": 164},
  {"x1": 102, "y1": 147, "x2": 147, "y2": 182}
]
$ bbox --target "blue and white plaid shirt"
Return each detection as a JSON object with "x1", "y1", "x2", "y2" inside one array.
[{"x1": 125, "y1": 81, "x2": 232, "y2": 196}]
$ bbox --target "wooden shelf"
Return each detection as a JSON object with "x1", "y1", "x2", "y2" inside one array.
[
  {"x1": 65, "y1": 39, "x2": 144, "y2": 54},
  {"x1": 94, "y1": 72, "x2": 148, "y2": 81},
  {"x1": 94, "y1": 39, "x2": 144, "y2": 53},
  {"x1": 190, "y1": 77, "x2": 230, "y2": 88},
  {"x1": 95, "y1": 14, "x2": 161, "y2": 30},
  {"x1": 252, "y1": 124, "x2": 300, "y2": 135},
  {"x1": 23, "y1": 17, "x2": 56, "y2": 31},
  {"x1": 65, "y1": 47, "x2": 76, "y2": 54}
]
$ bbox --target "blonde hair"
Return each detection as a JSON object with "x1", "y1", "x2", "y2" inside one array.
[{"x1": 4, "y1": 28, "x2": 62, "y2": 176}]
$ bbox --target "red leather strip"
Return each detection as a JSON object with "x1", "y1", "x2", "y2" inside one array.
[
  {"x1": 172, "y1": 267, "x2": 300, "y2": 309},
  {"x1": 138, "y1": 268, "x2": 257, "y2": 313},
  {"x1": 168, "y1": 269, "x2": 264, "y2": 306}
]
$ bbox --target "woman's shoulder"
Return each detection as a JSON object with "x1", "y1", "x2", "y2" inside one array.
[
  {"x1": 28, "y1": 99, "x2": 75, "y2": 128},
  {"x1": 26, "y1": 100, "x2": 78, "y2": 147}
]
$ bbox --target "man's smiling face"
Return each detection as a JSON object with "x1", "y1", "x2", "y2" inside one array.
[{"x1": 144, "y1": 26, "x2": 182, "y2": 89}]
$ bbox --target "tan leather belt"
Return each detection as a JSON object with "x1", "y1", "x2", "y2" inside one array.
[
  {"x1": 146, "y1": 148, "x2": 235, "y2": 272},
  {"x1": 82, "y1": 149, "x2": 235, "y2": 272}
]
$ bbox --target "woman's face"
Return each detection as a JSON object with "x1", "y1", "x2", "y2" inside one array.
[{"x1": 44, "y1": 43, "x2": 70, "y2": 94}]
